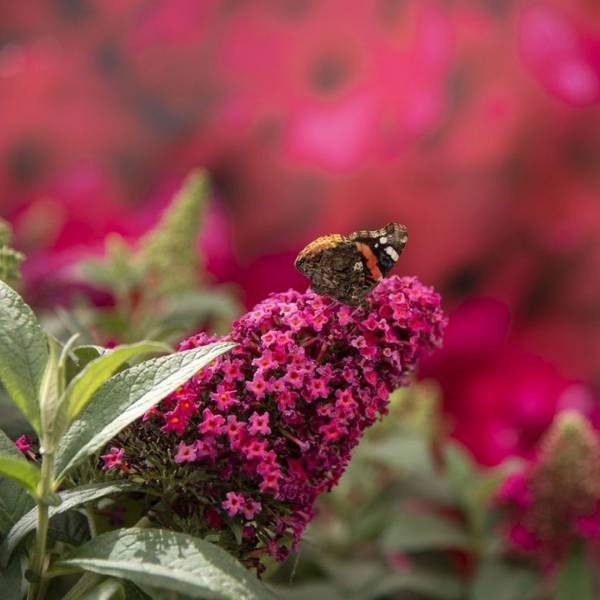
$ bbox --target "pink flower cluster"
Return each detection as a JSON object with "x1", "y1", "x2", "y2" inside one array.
[
  {"x1": 116, "y1": 276, "x2": 445, "y2": 562},
  {"x1": 497, "y1": 411, "x2": 600, "y2": 564}
]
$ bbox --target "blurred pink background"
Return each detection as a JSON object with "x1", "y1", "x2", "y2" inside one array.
[{"x1": 2, "y1": 0, "x2": 600, "y2": 466}]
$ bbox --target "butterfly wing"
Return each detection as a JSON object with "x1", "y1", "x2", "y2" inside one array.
[{"x1": 295, "y1": 235, "x2": 370, "y2": 305}]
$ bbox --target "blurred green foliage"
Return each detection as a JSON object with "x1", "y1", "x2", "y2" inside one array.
[
  {"x1": 43, "y1": 169, "x2": 241, "y2": 346},
  {"x1": 138, "y1": 169, "x2": 208, "y2": 296},
  {"x1": 0, "y1": 219, "x2": 24, "y2": 288}
]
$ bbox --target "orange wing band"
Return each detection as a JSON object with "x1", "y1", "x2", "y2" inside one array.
[{"x1": 355, "y1": 242, "x2": 383, "y2": 281}]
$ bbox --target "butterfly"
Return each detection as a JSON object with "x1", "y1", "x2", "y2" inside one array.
[{"x1": 294, "y1": 223, "x2": 408, "y2": 306}]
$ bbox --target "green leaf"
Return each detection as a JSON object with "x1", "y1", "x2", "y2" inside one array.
[
  {"x1": 0, "y1": 478, "x2": 34, "y2": 535},
  {"x1": 0, "y1": 428, "x2": 35, "y2": 533},
  {"x1": 269, "y1": 583, "x2": 344, "y2": 600},
  {"x1": 47, "y1": 510, "x2": 91, "y2": 548},
  {"x1": 85, "y1": 578, "x2": 126, "y2": 600},
  {"x1": 65, "y1": 346, "x2": 110, "y2": 383},
  {"x1": 0, "y1": 553, "x2": 25, "y2": 600},
  {"x1": 319, "y1": 556, "x2": 387, "y2": 593},
  {"x1": 444, "y1": 442, "x2": 478, "y2": 494},
  {"x1": 0, "y1": 427, "x2": 23, "y2": 459},
  {"x1": 59, "y1": 333, "x2": 82, "y2": 373},
  {"x1": 361, "y1": 570, "x2": 465, "y2": 600},
  {"x1": 1, "y1": 481, "x2": 139, "y2": 566},
  {"x1": 554, "y1": 545, "x2": 595, "y2": 600},
  {"x1": 0, "y1": 453, "x2": 40, "y2": 499},
  {"x1": 122, "y1": 581, "x2": 152, "y2": 600},
  {"x1": 136, "y1": 586, "x2": 198, "y2": 600},
  {"x1": 443, "y1": 443, "x2": 505, "y2": 544},
  {"x1": 66, "y1": 341, "x2": 171, "y2": 420},
  {"x1": 360, "y1": 433, "x2": 436, "y2": 476},
  {"x1": 54, "y1": 342, "x2": 234, "y2": 481},
  {"x1": 40, "y1": 336, "x2": 65, "y2": 449},
  {"x1": 56, "y1": 527, "x2": 273, "y2": 600},
  {"x1": 470, "y1": 559, "x2": 540, "y2": 600},
  {"x1": 60, "y1": 572, "x2": 103, "y2": 600},
  {"x1": 380, "y1": 511, "x2": 470, "y2": 553},
  {"x1": 0, "y1": 387, "x2": 32, "y2": 438},
  {"x1": 0, "y1": 280, "x2": 48, "y2": 434},
  {"x1": 74, "y1": 346, "x2": 111, "y2": 360},
  {"x1": 153, "y1": 290, "x2": 241, "y2": 342}
]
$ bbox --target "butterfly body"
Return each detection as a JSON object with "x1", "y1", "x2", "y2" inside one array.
[{"x1": 295, "y1": 223, "x2": 408, "y2": 306}]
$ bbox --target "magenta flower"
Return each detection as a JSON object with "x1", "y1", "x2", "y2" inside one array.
[
  {"x1": 242, "y1": 438, "x2": 269, "y2": 461},
  {"x1": 222, "y1": 492, "x2": 245, "y2": 517},
  {"x1": 242, "y1": 498, "x2": 262, "y2": 520},
  {"x1": 211, "y1": 385, "x2": 239, "y2": 411},
  {"x1": 101, "y1": 447, "x2": 125, "y2": 472},
  {"x1": 174, "y1": 441, "x2": 197, "y2": 464},
  {"x1": 161, "y1": 411, "x2": 188, "y2": 436},
  {"x1": 246, "y1": 373, "x2": 270, "y2": 400},
  {"x1": 194, "y1": 439, "x2": 217, "y2": 460},
  {"x1": 198, "y1": 408, "x2": 226, "y2": 436},
  {"x1": 15, "y1": 434, "x2": 31, "y2": 454},
  {"x1": 247, "y1": 412, "x2": 270, "y2": 436},
  {"x1": 115, "y1": 276, "x2": 445, "y2": 565}
]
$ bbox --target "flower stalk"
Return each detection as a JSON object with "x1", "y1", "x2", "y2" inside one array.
[
  {"x1": 497, "y1": 410, "x2": 600, "y2": 564},
  {"x1": 27, "y1": 449, "x2": 55, "y2": 600}
]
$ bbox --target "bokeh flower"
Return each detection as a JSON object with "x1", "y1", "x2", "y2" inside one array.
[
  {"x1": 110, "y1": 275, "x2": 445, "y2": 566},
  {"x1": 420, "y1": 298, "x2": 598, "y2": 466},
  {"x1": 497, "y1": 411, "x2": 600, "y2": 564},
  {"x1": 519, "y1": 3, "x2": 600, "y2": 106}
]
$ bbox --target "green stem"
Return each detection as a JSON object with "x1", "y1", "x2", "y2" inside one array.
[{"x1": 27, "y1": 449, "x2": 55, "y2": 600}]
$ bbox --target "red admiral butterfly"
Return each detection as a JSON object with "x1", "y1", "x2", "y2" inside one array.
[{"x1": 294, "y1": 223, "x2": 408, "y2": 306}]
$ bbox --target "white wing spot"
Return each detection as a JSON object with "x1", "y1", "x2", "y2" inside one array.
[
  {"x1": 385, "y1": 246, "x2": 399, "y2": 261},
  {"x1": 379, "y1": 236, "x2": 388, "y2": 244},
  {"x1": 353, "y1": 261, "x2": 363, "y2": 271}
]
